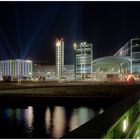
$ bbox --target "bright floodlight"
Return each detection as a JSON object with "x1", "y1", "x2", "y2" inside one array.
[
  {"x1": 74, "y1": 43, "x2": 77, "y2": 49},
  {"x1": 26, "y1": 60, "x2": 32, "y2": 63},
  {"x1": 56, "y1": 41, "x2": 61, "y2": 47}
]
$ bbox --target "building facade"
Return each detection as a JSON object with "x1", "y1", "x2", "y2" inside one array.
[
  {"x1": 55, "y1": 38, "x2": 64, "y2": 79},
  {"x1": 74, "y1": 42, "x2": 93, "y2": 80},
  {"x1": 114, "y1": 37, "x2": 140, "y2": 73},
  {"x1": 0, "y1": 59, "x2": 33, "y2": 81},
  {"x1": 91, "y1": 37, "x2": 140, "y2": 82},
  {"x1": 92, "y1": 56, "x2": 131, "y2": 82},
  {"x1": 33, "y1": 64, "x2": 74, "y2": 81},
  {"x1": 33, "y1": 64, "x2": 56, "y2": 80}
]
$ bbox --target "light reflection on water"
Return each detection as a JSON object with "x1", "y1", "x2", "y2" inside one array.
[
  {"x1": 0, "y1": 105, "x2": 104, "y2": 138},
  {"x1": 50, "y1": 106, "x2": 66, "y2": 138},
  {"x1": 69, "y1": 107, "x2": 95, "y2": 131},
  {"x1": 24, "y1": 106, "x2": 33, "y2": 128},
  {"x1": 45, "y1": 107, "x2": 51, "y2": 133},
  {"x1": 15, "y1": 109, "x2": 22, "y2": 122},
  {"x1": 99, "y1": 108, "x2": 104, "y2": 114},
  {"x1": 24, "y1": 106, "x2": 34, "y2": 136}
]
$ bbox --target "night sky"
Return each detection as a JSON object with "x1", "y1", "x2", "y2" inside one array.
[{"x1": 0, "y1": 1, "x2": 140, "y2": 64}]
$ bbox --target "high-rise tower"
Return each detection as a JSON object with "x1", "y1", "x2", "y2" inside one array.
[
  {"x1": 74, "y1": 42, "x2": 93, "y2": 80},
  {"x1": 55, "y1": 38, "x2": 64, "y2": 79}
]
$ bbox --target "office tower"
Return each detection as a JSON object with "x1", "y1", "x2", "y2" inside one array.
[{"x1": 74, "y1": 42, "x2": 93, "y2": 80}]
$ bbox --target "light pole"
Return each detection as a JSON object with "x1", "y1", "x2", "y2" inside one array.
[
  {"x1": 130, "y1": 39, "x2": 133, "y2": 75},
  {"x1": 73, "y1": 43, "x2": 77, "y2": 83},
  {"x1": 130, "y1": 59, "x2": 133, "y2": 74}
]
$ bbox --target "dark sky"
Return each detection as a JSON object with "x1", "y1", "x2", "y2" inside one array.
[{"x1": 0, "y1": 1, "x2": 140, "y2": 64}]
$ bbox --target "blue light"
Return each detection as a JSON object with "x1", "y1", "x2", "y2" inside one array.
[
  {"x1": 14, "y1": 6, "x2": 22, "y2": 59},
  {"x1": 2, "y1": 31, "x2": 16, "y2": 59},
  {"x1": 23, "y1": 4, "x2": 61, "y2": 59}
]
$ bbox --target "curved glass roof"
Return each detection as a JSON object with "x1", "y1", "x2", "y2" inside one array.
[
  {"x1": 92, "y1": 56, "x2": 132, "y2": 63},
  {"x1": 92, "y1": 56, "x2": 131, "y2": 73}
]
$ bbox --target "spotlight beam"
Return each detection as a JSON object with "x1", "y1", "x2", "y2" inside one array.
[
  {"x1": 2, "y1": 31, "x2": 16, "y2": 59},
  {"x1": 14, "y1": 5, "x2": 22, "y2": 59},
  {"x1": 0, "y1": 45, "x2": 8, "y2": 59},
  {"x1": 23, "y1": 5, "x2": 60, "y2": 58},
  {"x1": 23, "y1": 10, "x2": 50, "y2": 58},
  {"x1": 0, "y1": 30, "x2": 8, "y2": 59}
]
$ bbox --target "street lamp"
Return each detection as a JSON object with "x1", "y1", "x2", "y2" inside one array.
[
  {"x1": 130, "y1": 59, "x2": 132, "y2": 74},
  {"x1": 74, "y1": 43, "x2": 77, "y2": 50},
  {"x1": 73, "y1": 43, "x2": 76, "y2": 83}
]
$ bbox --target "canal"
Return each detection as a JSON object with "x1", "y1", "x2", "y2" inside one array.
[
  {"x1": 0, "y1": 100, "x2": 117, "y2": 138},
  {"x1": 0, "y1": 83, "x2": 138, "y2": 138}
]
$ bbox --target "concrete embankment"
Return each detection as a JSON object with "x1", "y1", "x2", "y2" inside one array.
[{"x1": 0, "y1": 83, "x2": 139, "y2": 105}]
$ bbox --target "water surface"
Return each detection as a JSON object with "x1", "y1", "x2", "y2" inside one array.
[{"x1": 0, "y1": 104, "x2": 104, "y2": 138}]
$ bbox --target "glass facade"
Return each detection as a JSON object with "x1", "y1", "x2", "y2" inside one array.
[
  {"x1": 74, "y1": 42, "x2": 93, "y2": 80},
  {"x1": 92, "y1": 56, "x2": 130, "y2": 73},
  {"x1": 114, "y1": 38, "x2": 140, "y2": 73}
]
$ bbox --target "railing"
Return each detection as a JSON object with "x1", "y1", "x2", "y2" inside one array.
[
  {"x1": 63, "y1": 91, "x2": 140, "y2": 138},
  {"x1": 103, "y1": 100, "x2": 140, "y2": 138}
]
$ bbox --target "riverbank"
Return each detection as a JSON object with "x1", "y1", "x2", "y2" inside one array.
[
  {"x1": 0, "y1": 82, "x2": 139, "y2": 105},
  {"x1": 0, "y1": 82, "x2": 139, "y2": 96}
]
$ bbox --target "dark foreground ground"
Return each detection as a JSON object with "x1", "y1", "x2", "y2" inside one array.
[{"x1": 0, "y1": 82, "x2": 139, "y2": 107}]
